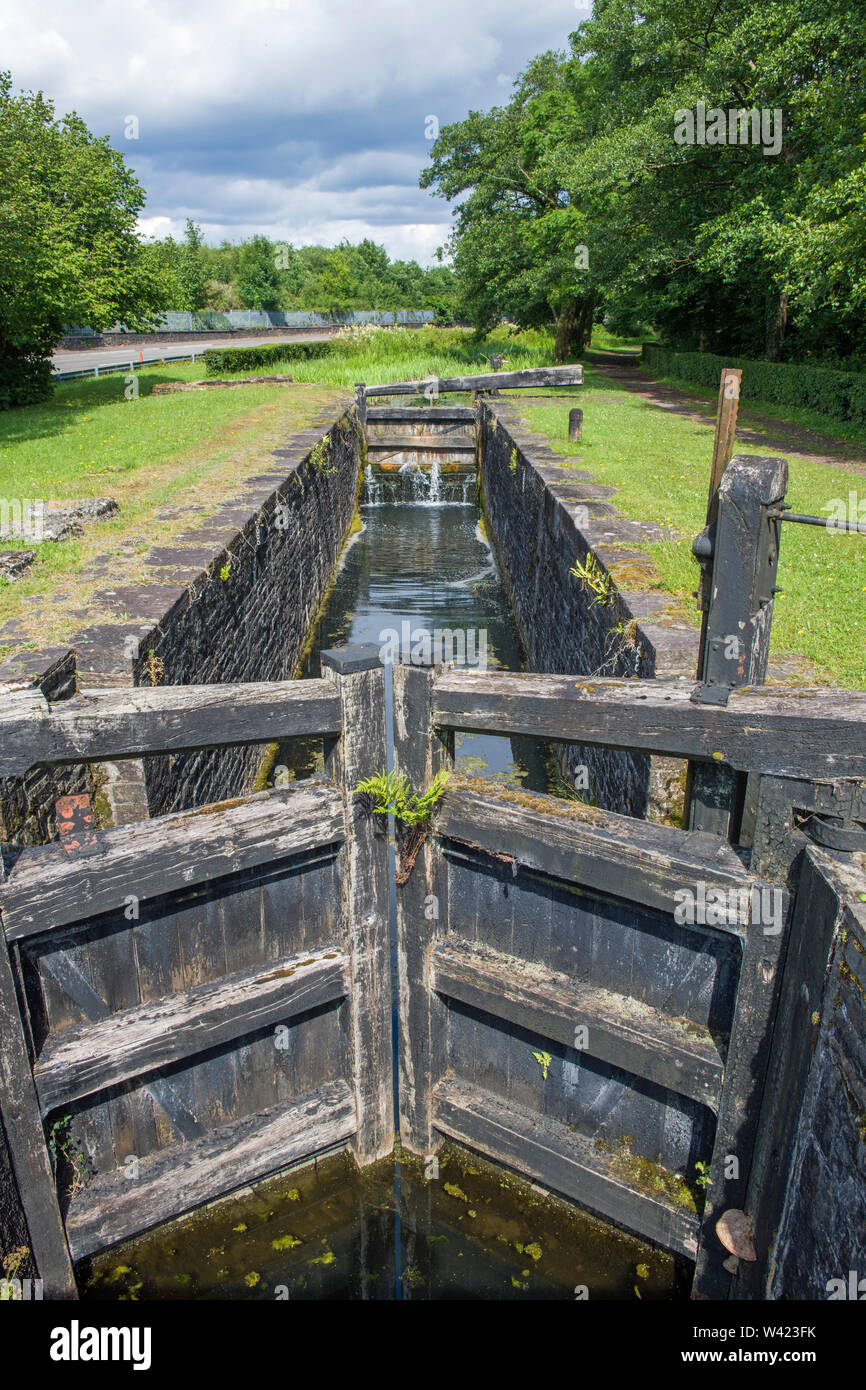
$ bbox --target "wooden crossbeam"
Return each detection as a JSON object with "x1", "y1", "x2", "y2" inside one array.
[
  {"x1": 433, "y1": 939, "x2": 723, "y2": 1110},
  {"x1": 432, "y1": 671, "x2": 866, "y2": 780},
  {"x1": 36, "y1": 947, "x2": 348, "y2": 1113},
  {"x1": 364, "y1": 365, "x2": 584, "y2": 397},
  {"x1": 435, "y1": 785, "x2": 760, "y2": 933},
  {"x1": 65, "y1": 1080, "x2": 357, "y2": 1260},
  {"x1": 0, "y1": 679, "x2": 342, "y2": 778},
  {"x1": 0, "y1": 783, "x2": 345, "y2": 941},
  {"x1": 433, "y1": 1079, "x2": 699, "y2": 1260}
]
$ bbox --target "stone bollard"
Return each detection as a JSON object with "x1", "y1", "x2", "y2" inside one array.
[{"x1": 568, "y1": 408, "x2": 583, "y2": 442}]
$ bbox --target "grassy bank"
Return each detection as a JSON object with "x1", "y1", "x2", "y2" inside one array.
[
  {"x1": 0, "y1": 327, "x2": 551, "y2": 507},
  {"x1": 521, "y1": 364, "x2": 866, "y2": 689},
  {"x1": 0, "y1": 380, "x2": 346, "y2": 654},
  {"x1": 0, "y1": 326, "x2": 552, "y2": 649},
  {"x1": 199, "y1": 324, "x2": 554, "y2": 388}
]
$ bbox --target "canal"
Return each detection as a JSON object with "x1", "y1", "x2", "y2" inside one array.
[{"x1": 80, "y1": 463, "x2": 688, "y2": 1302}]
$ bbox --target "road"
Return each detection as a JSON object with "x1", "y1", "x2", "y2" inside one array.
[{"x1": 52, "y1": 332, "x2": 335, "y2": 376}]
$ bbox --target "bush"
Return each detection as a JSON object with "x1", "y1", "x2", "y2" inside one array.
[
  {"x1": 641, "y1": 343, "x2": 866, "y2": 429},
  {"x1": 202, "y1": 341, "x2": 334, "y2": 375},
  {"x1": 0, "y1": 351, "x2": 54, "y2": 410}
]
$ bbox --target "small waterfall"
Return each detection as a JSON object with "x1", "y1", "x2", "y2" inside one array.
[
  {"x1": 428, "y1": 458, "x2": 442, "y2": 503},
  {"x1": 363, "y1": 458, "x2": 478, "y2": 506},
  {"x1": 362, "y1": 464, "x2": 383, "y2": 505}
]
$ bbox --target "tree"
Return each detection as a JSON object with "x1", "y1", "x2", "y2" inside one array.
[
  {"x1": 421, "y1": 1, "x2": 866, "y2": 363},
  {"x1": 235, "y1": 235, "x2": 282, "y2": 311},
  {"x1": 177, "y1": 219, "x2": 209, "y2": 313},
  {"x1": 420, "y1": 56, "x2": 600, "y2": 359},
  {"x1": 0, "y1": 72, "x2": 167, "y2": 408}
]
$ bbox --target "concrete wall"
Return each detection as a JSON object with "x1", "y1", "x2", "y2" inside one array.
[{"x1": 479, "y1": 399, "x2": 698, "y2": 818}]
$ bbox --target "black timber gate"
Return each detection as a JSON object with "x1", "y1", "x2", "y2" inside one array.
[
  {"x1": 0, "y1": 652, "x2": 392, "y2": 1298},
  {"x1": 2, "y1": 659, "x2": 865, "y2": 1301},
  {"x1": 393, "y1": 664, "x2": 866, "y2": 1299}
]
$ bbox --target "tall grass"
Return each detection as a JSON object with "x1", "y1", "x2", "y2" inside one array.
[{"x1": 216, "y1": 326, "x2": 556, "y2": 388}]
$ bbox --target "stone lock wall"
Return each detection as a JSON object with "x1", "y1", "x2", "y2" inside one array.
[
  {"x1": 478, "y1": 399, "x2": 698, "y2": 818},
  {"x1": 0, "y1": 406, "x2": 361, "y2": 844},
  {"x1": 138, "y1": 411, "x2": 361, "y2": 817},
  {"x1": 751, "y1": 851, "x2": 866, "y2": 1299}
]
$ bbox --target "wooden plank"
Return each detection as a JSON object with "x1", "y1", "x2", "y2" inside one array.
[
  {"x1": 321, "y1": 647, "x2": 393, "y2": 1165},
  {"x1": 692, "y1": 368, "x2": 743, "y2": 683},
  {"x1": 432, "y1": 939, "x2": 723, "y2": 1110},
  {"x1": 65, "y1": 1079, "x2": 357, "y2": 1259},
  {"x1": 0, "y1": 933, "x2": 77, "y2": 1297},
  {"x1": 393, "y1": 663, "x2": 453, "y2": 1155},
  {"x1": 0, "y1": 679, "x2": 342, "y2": 778},
  {"x1": 0, "y1": 783, "x2": 346, "y2": 941},
  {"x1": 365, "y1": 365, "x2": 584, "y2": 397},
  {"x1": 35, "y1": 946, "x2": 204, "y2": 1144},
  {"x1": 433, "y1": 1078, "x2": 699, "y2": 1260},
  {"x1": 692, "y1": 860, "x2": 797, "y2": 1298},
  {"x1": 366, "y1": 435, "x2": 476, "y2": 451},
  {"x1": 435, "y1": 785, "x2": 757, "y2": 934},
  {"x1": 35, "y1": 947, "x2": 348, "y2": 1113},
  {"x1": 366, "y1": 406, "x2": 476, "y2": 422},
  {"x1": 432, "y1": 671, "x2": 866, "y2": 780},
  {"x1": 734, "y1": 847, "x2": 859, "y2": 1299}
]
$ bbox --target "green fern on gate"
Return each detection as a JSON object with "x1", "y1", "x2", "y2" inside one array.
[{"x1": 354, "y1": 768, "x2": 450, "y2": 826}]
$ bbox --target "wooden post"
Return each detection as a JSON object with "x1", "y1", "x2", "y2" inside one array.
[
  {"x1": 354, "y1": 382, "x2": 367, "y2": 431},
  {"x1": 392, "y1": 662, "x2": 453, "y2": 1157},
  {"x1": 683, "y1": 365, "x2": 745, "y2": 834},
  {"x1": 695, "y1": 367, "x2": 743, "y2": 666},
  {"x1": 686, "y1": 454, "x2": 787, "y2": 838},
  {"x1": 321, "y1": 645, "x2": 393, "y2": 1166},
  {"x1": 568, "y1": 407, "x2": 583, "y2": 443}
]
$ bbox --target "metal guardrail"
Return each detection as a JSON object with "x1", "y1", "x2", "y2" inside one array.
[{"x1": 51, "y1": 350, "x2": 208, "y2": 384}]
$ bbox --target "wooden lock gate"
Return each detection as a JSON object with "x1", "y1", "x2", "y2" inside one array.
[{"x1": 1, "y1": 452, "x2": 864, "y2": 1300}]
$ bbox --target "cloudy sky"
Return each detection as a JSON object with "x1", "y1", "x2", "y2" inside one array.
[{"x1": 1, "y1": 0, "x2": 588, "y2": 264}]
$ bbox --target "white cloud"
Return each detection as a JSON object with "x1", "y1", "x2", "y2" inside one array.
[{"x1": 2, "y1": 0, "x2": 580, "y2": 265}]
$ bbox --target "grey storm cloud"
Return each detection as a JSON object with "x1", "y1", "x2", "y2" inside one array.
[{"x1": 0, "y1": 0, "x2": 589, "y2": 262}]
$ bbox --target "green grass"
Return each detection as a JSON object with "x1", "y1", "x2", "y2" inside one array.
[
  {"x1": 589, "y1": 325, "x2": 655, "y2": 353},
  {"x1": 0, "y1": 325, "x2": 551, "y2": 648},
  {"x1": 5, "y1": 325, "x2": 862, "y2": 688},
  {"x1": 638, "y1": 367, "x2": 866, "y2": 453},
  {"x1": 0, "y1": 369, "x2": 346, "y2": 650},
  {"x1": 522, "y1": 364, "x2": 866, "y2": 689},
  {"x1": 0, "y1": 326, "x2": 550, "y2": 537},
  {"x1": 0, "y1": 366, "x2": 319, "y2": 515}
]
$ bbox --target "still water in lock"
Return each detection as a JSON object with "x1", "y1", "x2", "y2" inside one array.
[{"x1": 81, "y1": 461, "x2": 688, "y2": 1301}]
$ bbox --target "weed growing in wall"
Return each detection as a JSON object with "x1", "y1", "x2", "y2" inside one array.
[{"x1": 309, "y1": 435, "x2": 336, "y2": 475}]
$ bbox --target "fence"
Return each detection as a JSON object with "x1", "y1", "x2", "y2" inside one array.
[{"x1": 65, "y1": 310, "x2": 436, "y2": 336}]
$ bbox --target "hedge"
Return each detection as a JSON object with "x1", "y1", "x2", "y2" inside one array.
[
  {"x1": 641, "y1": 343, "x2": 866, "y2": 430},
  {"x1": 202, "y1": 341, "x2": 334, "y2": 376}
]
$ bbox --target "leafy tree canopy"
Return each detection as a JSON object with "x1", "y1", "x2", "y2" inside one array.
[
  {"x1": 421, "y1": 0, "x2": 866, "y2": 362},
  {"x1": 0, "y1": 71, "x2": 166, "y2": 406}
]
